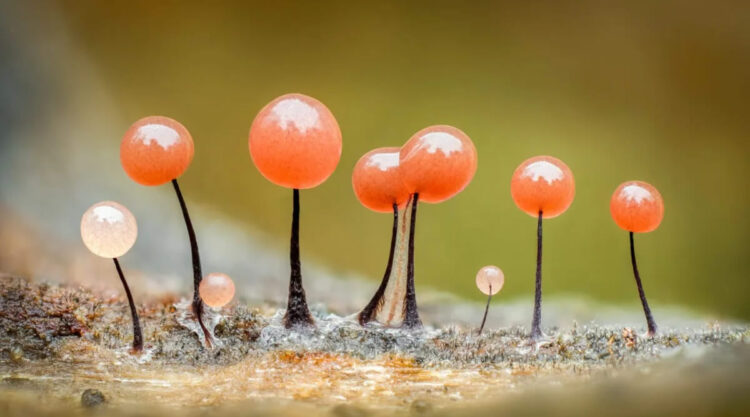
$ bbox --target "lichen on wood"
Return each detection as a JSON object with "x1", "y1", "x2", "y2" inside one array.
[{"x1": 0, "y1": 274, "x2": 747, "y2": 415}]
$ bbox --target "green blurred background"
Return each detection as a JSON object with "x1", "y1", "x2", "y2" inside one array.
[{"x1": 15, "y1": 1, "x2": 750, "y2": 318}]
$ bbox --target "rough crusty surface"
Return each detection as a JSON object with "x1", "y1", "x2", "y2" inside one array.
[
  {"x1": 0, "y1": 274, "x2": 748, "y2": 416},
  {"x1": 1, "y1": 275, "x2": 746, "y2": 365}
]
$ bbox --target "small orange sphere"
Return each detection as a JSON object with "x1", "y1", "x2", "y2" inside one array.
[
  {"x1": 249, "y1": 93, "x2": 342, "y2": 189},
  {"x1": 511, "y1": 156, "x2": 575, "y2": 219},
  {"x1": 199, "y1": 272, "x2": 236, "y2": 308},
  {"x1": 120, "y1": 116, "x2": 195, "y2": 186},
  {"x1": 399, "y1": 125, "x2": 477, "y2": 204},
  {"x1": 610, "y1": 181, "x2": 664, "y2": 233},
  {"x1": 352, "y1": 147, "x2": 410, "y2": 213}
]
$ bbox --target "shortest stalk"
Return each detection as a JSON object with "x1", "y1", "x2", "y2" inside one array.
[
  {"x1": 477, "y1": 284, "x2": 493, "y2": 335},
  {"x1": 284, "y1": 188, "x2": 315, "y2": 328},
  {"x1": 530, "y1": 211, "x2": 543, "y2": 340},
  {"x1": 629, "y1": 232, "x2": 657, "y2": 336},
  {"x1": 113, "y1": 258, "x2": 143, "y2": 352}
]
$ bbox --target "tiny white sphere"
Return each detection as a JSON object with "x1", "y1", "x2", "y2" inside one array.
[
  {"x1": 476, "y1": 265, "x2": 504, "y2": 295},
  {"x1": 81, "y1": 201, "x2": 137, "y2": 258}
]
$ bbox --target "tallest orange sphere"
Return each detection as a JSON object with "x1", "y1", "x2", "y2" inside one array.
[{"x1": 249, "y1": 94, "x2": 342, "y2": 189}]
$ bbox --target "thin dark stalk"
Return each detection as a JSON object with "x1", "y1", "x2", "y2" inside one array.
[
  {"x1": 113, "y1": 258, "x2": 143, "y2": 352},
  {"x1": 478, "y1": 284, "x2": 493, "y2": 336},
  {"x1": 358, "y1": 203, "x2": 399, "y2": 325},
  {"x1": 284, "y1": 188, "x2": 314, "y2": 328},
  {"x1": 403, "y1": 193, "x2": 422, "y2": 328},
  {"x1": 171, "y1": 178, "x2": 212, "y2": 346},
  {"x1": 630, "y1": 232, "x2": 657, "y2": 336},
  {"x1": 530, "y1": 210, "x2": 543, "y2": 340}
]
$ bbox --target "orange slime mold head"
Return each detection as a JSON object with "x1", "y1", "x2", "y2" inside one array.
[
  {"x1": 399, "y1": 125, "x2": 477, "y2": 203},
  {"x1": 610, "y1": 181, "x2": 664, "y2": 233},
  {"x1": 352, "y1": 147, "x2": 410, "y2": 213},
  {"x1": 121, "y1": 116, "x2": 195, "y2": 186},
  {"x1": 249, "y1": 93, "x2": 342, "y2": 189},
  {"x1": 511, "y1": 155, "x2": 575, "y2": 219}
]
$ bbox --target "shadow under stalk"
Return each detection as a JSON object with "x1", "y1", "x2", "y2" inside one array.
[{"x1": 359, "y1": 194, "x2": 421, "y2": 328}]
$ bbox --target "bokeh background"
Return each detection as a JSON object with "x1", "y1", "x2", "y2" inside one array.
[{"x1": 1, "y1": 0, "x2": 748, "y2": 320}]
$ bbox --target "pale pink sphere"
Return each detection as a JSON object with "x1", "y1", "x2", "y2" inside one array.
[
  {"x1": 199, "y1": 272, "x2": 236, "y2": 308},
  {"x1": 475, "y1": 266, "x2": 504, "y2": 295},
  {"x1": 80, "y1": 201, "x2": 138, "y2": 258}
]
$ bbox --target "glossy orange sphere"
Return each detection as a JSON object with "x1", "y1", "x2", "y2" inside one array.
[
  {"x1": 121, "y1": 116, "x2": 194, "y2": 186},
  {"x1": 399, "y1": 125, "x2": 477, "y2": 203},
  {"x1": 610, "y1": 181, "x2": 664, "y2": 233},
  {"x1": 249, "y1": 93, "x2": 342, "y2": 189},
  {"x1": 199, "y1": 272, "x2": 236, "y2": 308},
  {"x1": 352, "y1": 147, "x2": 410, "y2": 213},
  {"x1": 511, "y1": 156, "x2": 575, "y2": 219}
]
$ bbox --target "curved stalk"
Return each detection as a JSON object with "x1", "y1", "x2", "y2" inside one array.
[
  {"x1": 113, "y1": 258, "x2": 143, "y2": 352},
  {"x1": 171, "y1": 179, "x2": 212, "y2": 347},
  {"x1": 630, "y1": 232, "x2": 657, "y2": 336}
]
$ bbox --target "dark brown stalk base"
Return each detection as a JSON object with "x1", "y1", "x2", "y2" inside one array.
[
  {"x1": 113, "y1": 258, "x2": 143, "y2": 352},
  {"x1": 358, "y1": 203, "x2": 399, "y2": 325},
  {"x1": 530, "y1": 211, "x2": 543, "y2": 340},
  {"x1": 403, "y1": 193, "x2": 422, "y2": 329},
  {"x1": 172, "y1": 179, "x2": 213, "y2": 347},
  {"x1": 630, "y1": 232, "x2": 657, "y2": 336},
  {"x1": 283, "y1": 188, "x2": 314, "y2": 328}
]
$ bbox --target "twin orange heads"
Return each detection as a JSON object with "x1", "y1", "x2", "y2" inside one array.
[{"x1": 353, "y1": 125, "x2": 477, "y2": 211}]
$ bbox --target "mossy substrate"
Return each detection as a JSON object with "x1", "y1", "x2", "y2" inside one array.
[{"x1": 0, "y1": 275, "x2": 747, "y2": 416}]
